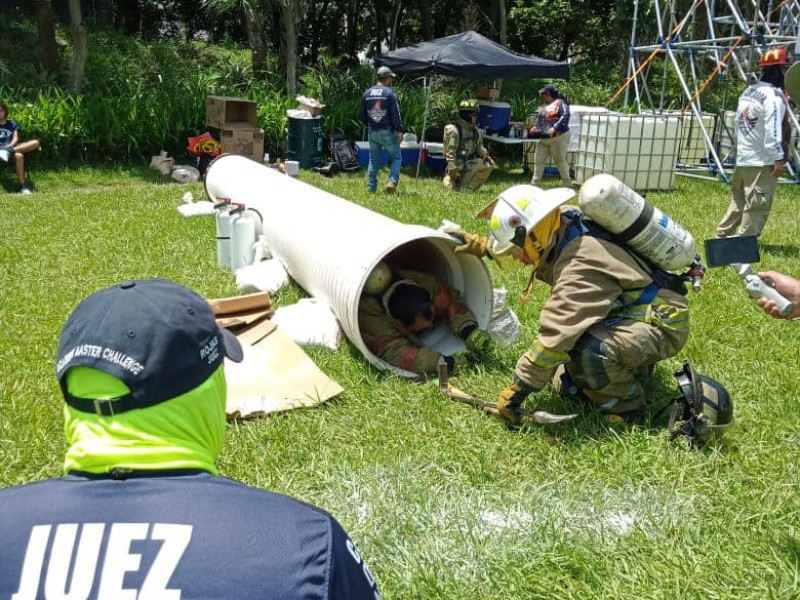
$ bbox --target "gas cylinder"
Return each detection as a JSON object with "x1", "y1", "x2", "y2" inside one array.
[
  {"x1": 214, "y1": 199, "x2": 234, "y2": 268},
  {"x1": 578, "y1": 174, "x2": 696, "y2": 271},
  {"x1": 230, "y1": 207, "x2": 261, "y2": 270}
]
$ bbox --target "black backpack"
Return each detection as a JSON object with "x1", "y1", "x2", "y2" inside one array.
[{"x1": 329, "y1": 132, "x2": 359, "y2": 172}]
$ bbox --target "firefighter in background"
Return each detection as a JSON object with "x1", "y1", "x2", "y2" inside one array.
[
  {"x1": 447, "y1": 185, "x2": 690, "y2": 426},
  {"x1": 358, "y1": 264, "x2": 493, "y2": 375},
  {"x1": 716, "y1": 47, "x2": 792, "y2": 238},
  {"x1": 529, "y1": 84, "x2": 573, "y2": 188},
  {"x1": 443, "y1": 99, "x2": 496, "y2": 191}
]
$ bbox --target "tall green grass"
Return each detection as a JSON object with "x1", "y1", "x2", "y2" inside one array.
[{"x1": 1, "y1": 164, "x2": 799, "y2": 598}]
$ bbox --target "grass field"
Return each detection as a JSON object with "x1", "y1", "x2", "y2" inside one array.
[{"x1": 1, "y1": 160, "x2": 799, "y2": 599}]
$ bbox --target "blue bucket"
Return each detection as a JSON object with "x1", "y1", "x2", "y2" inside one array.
[{"x1": 477, "y1": 101, "x2": 512, "y2": 134}]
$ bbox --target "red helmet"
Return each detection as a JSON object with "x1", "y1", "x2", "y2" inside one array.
[{"x1": 760, "y1": 47, "x2": 790, "y2": 67}]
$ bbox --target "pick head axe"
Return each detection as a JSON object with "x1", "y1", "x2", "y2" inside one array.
[{"x1": 436, "y1": 359, "x2": 577, "y2": 424}]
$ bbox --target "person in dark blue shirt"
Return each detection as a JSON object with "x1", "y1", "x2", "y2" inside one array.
[
  {"x1": 0, "y1": 100, "x2": 40, "y2": 195},
  {"x1": 360, "y1": 66, "x2": 403, "y2": 194},
  {"x1": 0, "y1": 278, "x2": 381, "y2": 600}
]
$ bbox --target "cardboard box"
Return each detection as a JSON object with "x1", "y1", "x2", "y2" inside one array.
[
  {"x1": 220, "y1": 128, "x2": 264, "y2": 161},
  {"x1": 206, "y1": 96, "x2": 258, "y2": 130},
  {"x1": 477, "y1": 87, "x2": 500, "y2": 101}
]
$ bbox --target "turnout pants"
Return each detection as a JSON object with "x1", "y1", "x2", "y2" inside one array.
[
  {"x1": 443, "y1": 158, "x2": 493, "y2": 191},
  {"x1": 559, "y1": 318, "x2": 687, "y2": 414}
]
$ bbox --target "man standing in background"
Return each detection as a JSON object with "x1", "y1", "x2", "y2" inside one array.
[
  {"x1": 360, "y1": 66, "x2": 404, "y2": 194},
  {"x1": 716, "y1": 48, "x2": 791, "y2": 238}
]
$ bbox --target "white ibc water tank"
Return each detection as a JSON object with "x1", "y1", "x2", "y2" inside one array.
[
  {"x1": 205, "y1": 154, "x2": 494, "y2": 378},
  {"x1": 578, "y1": 174, "x2": 696, "y2": 271}
]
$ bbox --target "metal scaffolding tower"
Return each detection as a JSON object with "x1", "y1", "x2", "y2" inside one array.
[{"x1": 608, "y1": 0, "x2": 800, "y2": 182}]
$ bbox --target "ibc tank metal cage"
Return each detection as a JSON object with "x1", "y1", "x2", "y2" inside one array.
[
  {"x1": 574, "y1": 114, "x2": 682, "y2": 191},
  {"x1": 610, "y1": 0, "x2": 800, "y2": 184}
]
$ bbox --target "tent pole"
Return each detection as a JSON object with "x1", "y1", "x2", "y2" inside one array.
[{"x1": 416, "y1": 74, "x2": 433, "y2": 179}]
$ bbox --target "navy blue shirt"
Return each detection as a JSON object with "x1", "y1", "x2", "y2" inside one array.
[
  {"x1": 360, "y1": 85, "x2": 403, "y2": 132},
  {"x1": 0, "y1": 119, "x2": 20, "y2": 148},
  {"x1": 0, "y1": 470, "x2": 381, "y2": 599}
]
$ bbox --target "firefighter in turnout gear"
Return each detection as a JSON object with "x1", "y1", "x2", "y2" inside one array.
[
  {"x1": 358, "y1": 268, "x2": 493, "y2": 375},
  {"x1": 447, "y1": 185, "x2": 690, "y2": 426},
  {"x1": 443, "y1": 99, "x2": 495, "y2": 191}
]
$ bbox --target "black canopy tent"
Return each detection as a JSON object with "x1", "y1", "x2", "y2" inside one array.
[
  {"x1": 375, "y1": 31, "x2": 570, "y2": 176},
  {"x1": 376, "y1": 30, "x2": 570, "y2": 79}
]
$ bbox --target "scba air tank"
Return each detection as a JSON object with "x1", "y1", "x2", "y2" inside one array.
[
  {"x1": 230, "y1": 207, "x2": 264, "y2": 270},
  {"x1": 578, "y1": 174, "x2": 696, "y2": 271},
  {"x1": 215, "y1": 200, "x2": 234, "y2": 268}
]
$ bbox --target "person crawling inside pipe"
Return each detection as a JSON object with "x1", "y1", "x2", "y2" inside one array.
[{"x1": 358, "y1": 262, "x2": 494, "y2": 375}]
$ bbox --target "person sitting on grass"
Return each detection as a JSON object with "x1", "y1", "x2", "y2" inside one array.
[{"x1": 0, "y1": 101, "x2": 40, "y2": 195}]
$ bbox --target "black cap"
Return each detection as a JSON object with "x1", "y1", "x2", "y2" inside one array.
[
  {"x1": 56, "y1": 279, "x2": 243, "y2": 416},
  {"x1": 538, "y1": 84, "x2": 559, "y2": 96}
]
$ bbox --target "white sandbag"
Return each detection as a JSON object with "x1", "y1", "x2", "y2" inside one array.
[
  {"x1": 150, "y1": 151, "x2": 174, "y2": 175},
  {"x1": 177, "y1": 200, "x2": 215, "y2": 217},
  {"x1": 271, "y1": 298, "x2": 342, "y2": 351},
  {"x1": 487, "y1": 288, "x2": 522, "y2": 348},
  {"x1": 235, "y1": 257, "x2": 290, "y2": 294},
  {"x1": 171, "y1": 165, "x2": 200, "y2": 183}
]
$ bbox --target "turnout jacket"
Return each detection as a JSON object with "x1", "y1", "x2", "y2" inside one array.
[
  {"x1": 515, "y1": 208, "x2": 690, "y2": 390},
  {"x1": 444, "y1": 118, "x2": 490, "y2": 171},
  {"x1": 0, "y1": 470, "x2": 381, "y2": 600},
  {"x1": 359, "y1": 270, "x2": 477, "y2": 374}
]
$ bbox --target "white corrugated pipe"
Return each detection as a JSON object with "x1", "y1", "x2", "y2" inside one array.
[{"x1": 205, "y1": 154, "x2": 494, "y2": 378}]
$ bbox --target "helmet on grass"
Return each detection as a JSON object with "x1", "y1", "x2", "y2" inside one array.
[{"x1": 668, "y1": 360, "x2": 734, "y2": 445}]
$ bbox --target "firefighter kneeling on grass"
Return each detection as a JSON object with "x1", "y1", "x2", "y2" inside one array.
[
  {"x1": 447, "y1": 179, "x2": 691, "y2": 426},
  {"x1": 443, "y1": 99, "x2": 496, "y2": 191}
]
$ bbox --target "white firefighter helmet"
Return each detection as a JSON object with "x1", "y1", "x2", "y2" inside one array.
[
  {"x1": 487, "y1": 185, "x2": 575, "y2": 255},
  {"x1": 364, "y1": 261, "x2": 392, "y2": 295}
]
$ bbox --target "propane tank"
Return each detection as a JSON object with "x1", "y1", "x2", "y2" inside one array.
[
  {"x1": 578, "y1": 174, "x2": 696, "y2": 271},
  {"x1": 230, "y1": 207, "x2": 260, "y2": 270},
  {"x1": 214, "y1": 199, "x2": 234, "y2": 268}
]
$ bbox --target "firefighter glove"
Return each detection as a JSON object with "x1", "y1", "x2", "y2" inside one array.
[
  {"x1": 444, "y1": 228, "x2": 489, "y2": 258},
  {"x1": 465, "y1": 328, "x2": 493, "y2": 354},
  {"x1": 496, "y1": 375, "x2": 535, "y2": 427}
]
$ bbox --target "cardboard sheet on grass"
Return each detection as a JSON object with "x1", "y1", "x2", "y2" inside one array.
[{"x1": 208, "y1": 291, "x2": 344, "y2": 419}]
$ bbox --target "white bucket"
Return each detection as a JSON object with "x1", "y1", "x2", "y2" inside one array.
[
  {"x1": 285, "y1": 160, "x2": 300, "y2": 177},
  {"x1": 205, "y1": 155, "x2": 494, "y2": 378}
]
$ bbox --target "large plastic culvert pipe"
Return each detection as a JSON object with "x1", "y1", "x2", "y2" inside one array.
[{"x1": 205, "y1": 154, "x2": 494, "y2": 379}]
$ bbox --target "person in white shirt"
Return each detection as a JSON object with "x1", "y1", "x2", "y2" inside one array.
[{"x1": 716, "y1": 48, "x2": 792, "y2": 238}]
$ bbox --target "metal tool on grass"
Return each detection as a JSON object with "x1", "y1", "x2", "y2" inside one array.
[{"x1": 436, "y1": 359, "x2": 577, "y2": 424}]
